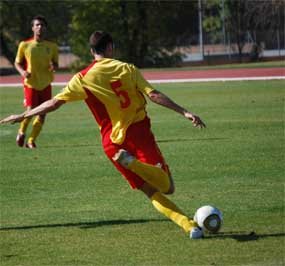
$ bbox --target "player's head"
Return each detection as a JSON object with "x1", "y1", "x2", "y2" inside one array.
[
  {"x1": 31, "y1": 15, "x2": 47, "y2": 39},
  {"x1": 89, "y1": 31, "x2": 113, "y2": 57},
  {"x1": 31, "y1": 15, "x2": 48, "y2": 27}
]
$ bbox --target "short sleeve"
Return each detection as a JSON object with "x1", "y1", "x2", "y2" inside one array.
[
  {"x1": 15, "y1": 41, "x2": 25, "y2": 64},
  {"x1": 134, "y1": 66, "x2": 154, "y2": 95},
  {"x1": 54, "y1": 73, "x2": 87, "y2": 102}
]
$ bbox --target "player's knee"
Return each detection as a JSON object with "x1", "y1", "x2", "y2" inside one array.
[
  {"x1": 163, "y1": 175, "x2": 175, "y2": 194},
  {"x1": 140, "y1": 182, "x2": 157, "y2": 198},
  {"x1": 164, "y1": 182, "x2": 175, "y2": 195}
]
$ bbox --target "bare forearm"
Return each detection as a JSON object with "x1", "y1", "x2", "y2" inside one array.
[
  {"x1": 147, "y1": 89, "x2": 206, "y2": 128},
  {"x1": 0, "y1": 99, "x2": 65, "y2": 125},
  {"x1": 24, "y1": 99, "x2": 64, "y2": 118},
  {"x1": 14, "y1": 62, "x2": 30, "y2": 78},
  {"x1": 148, "y1": 90, "x2": 188, "y2": 116},
  {"x1": 14, "y1": 62, "x2": 25, "y2": 76}
]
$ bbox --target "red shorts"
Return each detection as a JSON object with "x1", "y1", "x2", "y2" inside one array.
[
  {"x1": 103, "y1": 117, "x2": 170, "y2": 189},
  {"x1": 23, "y1": 85, "x2": 52, "y2": 108}
]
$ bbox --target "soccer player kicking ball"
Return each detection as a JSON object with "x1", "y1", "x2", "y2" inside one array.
[
  {"x1": 14, "y1": 15, "x2": 58, "y2": 149},
  {"x1": 0, "y1": 31, "x2": 206, "y2": 239}
]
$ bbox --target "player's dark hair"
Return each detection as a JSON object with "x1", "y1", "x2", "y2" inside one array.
[
  {"x1": 89, "y1": 31, "x2": 113, "y2": 54},
  {"x1": 31, "y1": 15, "x2": 48, "y2": 27}
]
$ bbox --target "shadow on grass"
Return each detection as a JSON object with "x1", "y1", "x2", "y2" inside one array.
[
  {"x1": 41, "y1": 137, "x2": 227, "y2": 148},
  {"x1": 157, "y1": 137, "x2": 227, "y2": 143},
  {"x1": 206, "y1": 231, "x2": 285, "y2": 242},
  {"x1": 0, "y1": 218, "x2": 167, "y2": 231}
]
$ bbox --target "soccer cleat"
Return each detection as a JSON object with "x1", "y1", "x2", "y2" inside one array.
[
  {"x1": 25, "y1": 142, "x2": 37, "y2": 149},
  {"x1": 16, "y1": 133, "x2": 25, "y2": 147},
  {"x1": 189, "y1": 227, "x2": 204, "y2": 239},
  {"x1": 112, "y1": 149, "x2": 135, "y2": 168}
]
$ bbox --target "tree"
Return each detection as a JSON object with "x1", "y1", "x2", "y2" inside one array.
[
  {"x1": 201, "y1": 0, "x2": 284, "y2": 61},
  {"x1": 225, "y1": 0, "x2": 248, "y2": 61},
  {"x1": 224, "y1": 0, "x2": 284, "y2": 61},
  {"x1": 70, "y1": 0, "x2": 198, "y2": 68},
  {"x1": 245, "y1": 0, "x2": 285, "y2": 50},
  {"x1": 202, "y1": 0, "x2": 223, "y2": 44}
]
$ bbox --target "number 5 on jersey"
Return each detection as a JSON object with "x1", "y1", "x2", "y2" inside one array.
[{"x1": 110, "y1": 80, "x2": 131, "y2": 109}]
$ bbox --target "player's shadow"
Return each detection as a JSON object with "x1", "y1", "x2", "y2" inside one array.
[
  {"x1": 2, "y1": 222, "x2": 284, "y2": 242},
  {"x1": 42, "y1": 137, "x2": 227, "y2": 148},
  {"x1": 0, "y1": 218, "x2": 167, "y2": 231},
  {"x1": 157, "y1": 137, "x2": 227, "y2": 143},
  {"x1": 205, "y1": 231, "x2": 285, "y2": 242}
]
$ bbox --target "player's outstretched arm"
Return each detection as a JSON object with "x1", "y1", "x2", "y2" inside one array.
[
  {"x1": 0, "y1": 98, "x2": 65, "y2": 125},
  {"x1": 147, "y1": 89, "x2": 206, "y2": 128}
]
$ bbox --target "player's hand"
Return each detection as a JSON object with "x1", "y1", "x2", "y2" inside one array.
[
  {"x1": 49, "y1": 65, "x2": 56, "y2": 72},
  {"x1": 0, "y1": 114, "x2": 25, "y2": 125},
  {"x1": 184, "y1": 112, "x2": 206, "y2": 128},
  {"x1": 49, "y1": 62, "x2": 58, "y2": 73},
  {"x1": 23, "y1": 71, "x2": 31, "y2": 78}
]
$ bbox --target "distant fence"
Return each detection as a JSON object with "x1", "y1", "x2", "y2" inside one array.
[{"x1": 179, "y1": 44, "x2": 285, "y2": 63}]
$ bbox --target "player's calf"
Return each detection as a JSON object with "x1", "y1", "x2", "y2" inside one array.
[{"x1": 113, "y1": 149, "x2": 172, "y2": 193}]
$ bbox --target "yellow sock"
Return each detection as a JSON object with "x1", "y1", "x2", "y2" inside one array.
[
  {"x1": 18, "y1": 117, "x2": 32, "y2": 134},
  {"x1": 128, "y1": 160, "x2": 171, "y2": 193},
  {"x1": 151, "y1": 192, "x2": 197, "y2": 233},
  {"x1": 28, "y1": 116, "x2": 43, "y2": 143}
]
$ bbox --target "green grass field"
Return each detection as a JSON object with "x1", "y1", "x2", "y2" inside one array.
[{"x1": 0, "y1": 80, "x2": 284, "y2": 266}]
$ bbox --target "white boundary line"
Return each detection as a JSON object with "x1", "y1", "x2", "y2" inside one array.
[{"x1": 0, "y1": 76, "x2": 284, "y2": 87}]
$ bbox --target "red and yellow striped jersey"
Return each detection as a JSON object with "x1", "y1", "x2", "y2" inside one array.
[
  {"x1": 55, "y1": 58, "x2": 155, "y2": 144},
  {"x1": 15, "y1": 38, "x2": 58, "y2": 90}
]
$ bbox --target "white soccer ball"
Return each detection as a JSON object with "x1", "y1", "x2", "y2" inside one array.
[{"x1": 194, "y1": 205, "x2": 223, "y2": 233}]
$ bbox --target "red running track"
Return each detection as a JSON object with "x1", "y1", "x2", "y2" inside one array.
[{"x1": 0, "y1": 67, "x2": 284, "y2": 84}]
